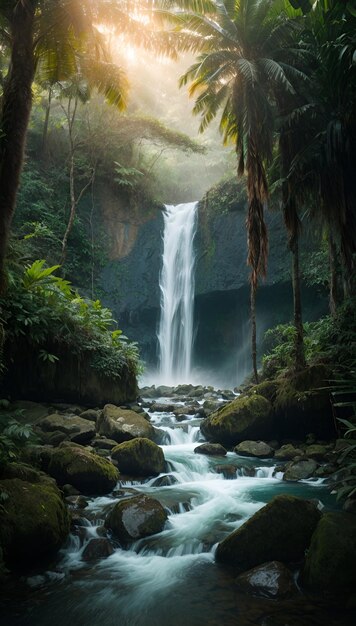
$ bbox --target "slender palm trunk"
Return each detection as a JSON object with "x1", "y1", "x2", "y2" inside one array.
[
  {"x1": 251, "y1": 281, "x2": 258, "y2": 384},
  {"x1": 41, "y1": 86, "x2": 53, "y2": 157},
  {"x1": 328, "y1": 232, "x2": 339, "y2": 316},
  {"x1": 0, "y1": 3, "x2": 36, "y2": 291},
  {"x1": 290, "y1": 234, "x2": 305, "y2": 371}
]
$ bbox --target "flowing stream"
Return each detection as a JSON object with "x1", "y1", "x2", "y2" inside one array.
[
  {"x1": 3, "y1": 399, "x2": 347, "y2": 626},
  {"x1": 157, "y1": 202, "x2": 198, "y2": 385}
]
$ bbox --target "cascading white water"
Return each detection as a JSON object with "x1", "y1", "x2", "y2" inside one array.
[{"x1": 158, "y1": 202, "x2": 198, "y2": 384}]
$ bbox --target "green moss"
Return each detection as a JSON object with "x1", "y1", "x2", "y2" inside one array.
[
  {"x1": 111, "y1": 437, "x2": 165, "y2": 476},
  {"x1": 48, "y1": 445, "x2": 119, "y2": 495},
  {"x1": 201, "y1": 394, "x2": 273, "y2": 446},
  {"x1": 216, "y1": 495, "x2": 321, "y2": 571},
  {"x1": 0, "y1": 478, "x2": 70, "y2": 570},
  {"x1": 248, "y1": 380, "x2": 280, "y2": 403},
  {"x1": 302, "y1": 512, "x2": 356, "y2": 602}
]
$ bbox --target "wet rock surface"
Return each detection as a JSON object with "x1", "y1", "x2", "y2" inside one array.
[
  {"x1": 194, "y1": 443, "x2": 227, "y2": 456},
  {"x1": 216, "y1": 495, "x2": 321, "y2": 571},
  {"x1": 105, "y1": 494, "x2": 167, "y2": 543},
  {"x1": 234, "y1": 440, "x2": 274, "y2": 458},
  {"x1": 235, "y1": 561, "x2": 296, "y2": 599}
]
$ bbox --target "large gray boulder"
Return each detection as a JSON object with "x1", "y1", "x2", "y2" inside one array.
[
  {"x1": 97, "y1": 404, "x2": 155, "y2": 443},
  {"x1": 105, "y1": 494, "x2": 167, "y2": 543},
  {"x1": 200, "y1": 394, "x2": 274, "y2": 447},
  {"x1": 283, "y1": 459, "x2": 318, "y2": 481},
  {"x1": 35, "y1": 413, "x2": 95, "y2": 445},
  {"x1": 216, "y1": 495, "x2": 321, "y2": 571}
]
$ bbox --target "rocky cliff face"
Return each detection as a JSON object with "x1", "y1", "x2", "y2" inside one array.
[{"x1": 100, "y1": 196, "x2": 326, "y2": 386}]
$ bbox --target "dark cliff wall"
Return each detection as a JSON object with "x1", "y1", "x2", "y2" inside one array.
[{"x1": 99, "y1": 197, "x2": 326, "y2": 385}]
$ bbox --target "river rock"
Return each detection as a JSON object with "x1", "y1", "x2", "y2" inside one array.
[
  {"x1": 274, "y1": 444, "x2": 304, "y2": 461},
  {"x1": 0, "y1": 478, "x2": 70, "y2": 570},
  {"x1": 235, "y1": 561, "x2": 296, "y2": 599},
  {"x1": 202, "y1": 399, "x2": 222, "y2": 415},
  {"x1": 82, "y1": 538, "x2": 114, "y2": 561},
  {"x1": 194, "y1": 443, "x2": 227, "y2": 456},
  {"x1": 214, "y1": 465, "x2": 237, "y2": 479},
  {"x1": 302, "y1": 512, "x2": 356, "y2": 604},
  {"x1": 173, "y1": 405, "x2": 199, "y2": 418},
  {"x1": 35, "y1": 413, "x2": 96, "y2": 445},
  {"x1": 105, "y1": 494, "x2": 167, "y2": 543},
  {"x1": 216, "y1": 495, "x2": 321, "y2": 571},
  {"x1": 97, "y1": 404, "x2": 155, "y2": 443},
  {"x1": 151, "y1": 474, "x2": 179, "y2": 487},
  {"x1": 283, "y1": 459, "x2": 318, "y2": 481},
  {"x1": 111, "y1": 438, "x2": 165, "y2": 476},
  {"x1": 92, "y1": 437, "x2": 118, "y2": 450},
  {"x1": 79, "y1": 409, "x2": 101, "y2": 422},
  {"x1": 48, "y1": 444, "x2": 119, "y2": 495},
  {"x1": 303, "y1": 444, "x2": 329, "y2": 460},
  {"x1": 200, "y1": 395, "x2": 274, "y2": 446},
  {"x1": 234, "y1": 441, "x2": 274, "y2": 458},
  {"x1": 150, "y1": 402, "x2": 176, "y2": 413}
]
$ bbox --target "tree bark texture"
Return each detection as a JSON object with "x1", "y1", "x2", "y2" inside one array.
[{"x1": 0, "y1": 2, "x2": 37, "y2": 291}]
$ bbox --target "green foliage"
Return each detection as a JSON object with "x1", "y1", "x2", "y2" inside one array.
[
  {"x1": 262, "y1": 299, "x2": 356, "y2": 377},
  {"x1": 330, "y1": 373, "x2": 356, "y2": 502},
  {"x1": 0, "y1": 414, "x2": 35, "y2": 469},
  {"x1": 0, "y1": 261, "x2": 141, "y2": 380},
  {"x1": 200, "y1": 177, "x2": 247, "y2": 216}
]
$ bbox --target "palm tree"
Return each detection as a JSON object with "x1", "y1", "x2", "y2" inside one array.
[
  {"x1": 285, "y1": 0, "x2": 356, "y2": 302},
  {"x1": 175, "y1": 0, "x2": 302, "y2": 381}
]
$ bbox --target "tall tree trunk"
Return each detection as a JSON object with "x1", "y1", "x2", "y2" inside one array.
[
  {"x1": 251, "y1": 281, "x2": 259, "y2": 384},
  {"x1": 0, "y1": 2, "x2": 36, "y2": 291},
  {"x1": 290, "y1": 234, "x2": 305, "y2": 371},
  {"x1": 328, "y1": 232, "x2": 339, "y2": 316},
  {"x1": 41, "y1": 85, "x2": 53, "y2": 157}
]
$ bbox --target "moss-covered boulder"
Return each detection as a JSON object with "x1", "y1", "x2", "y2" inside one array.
[
  {"x1": 216, "y1": 495, "x2": 321, "y2": 571},
  {"x1": 111, "y1": 438, "x2": 165, "y2": 476},
  {"x1": 194, "y1": 443, "x2": 227, "y2": 456},
  {"x1": 234, "y1": 441, "x2": 274, "y2": 458},
  {"x1": 36, "y1": 413, "x2": 96, "y2": 445},
  {"x1": 283, "y1": 459, "x2": 318, "y2": 481},
  {"x1": 0, "y1": 478, "x2": 70, "y2": 570},
  {"x1": 200, "y1": 395, "x2": 273, "y2": 446},
  {"x1": 97, "y1": 404, "x2": 155, "y2": 443},
  {"x1": 48, "y1": 444, "x2": 119, "y2": 495},
  {"x1": 274, "y1": 365, "x2": 335, "y2": 440},
  {"x1": 105, "y1": 494, "x2": 167, "y2": 543},
  {"x1": 247, "y1": 381, "x2": 280, "y2": 403},
  {"x1": 302, "y1": 512, "x2": 356, "y2": 604},
  {"x1": 274, "y1": 444, "x2": 304, "y2": 461}
]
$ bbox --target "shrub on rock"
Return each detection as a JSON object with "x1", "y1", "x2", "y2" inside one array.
[
  {"x1": 0, "y1": 478, "x2": 70, "y2": 570},
  {"x1": 105, "y1": 494, "x2": 167, "y2": 542},
  {"x1": 111, "y1": 438, "x2": 165, "y2": 476},
  {"x1": 48, "y1": 444, "x2": 119, "y2": 495},
  {"x1": 216, "y1": 495, "x2": 321, "y2": 572}
]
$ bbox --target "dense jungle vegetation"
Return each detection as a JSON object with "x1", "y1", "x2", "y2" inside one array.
[{"x1": 0, "y1": 0, "x2": 355, "y2": 501}]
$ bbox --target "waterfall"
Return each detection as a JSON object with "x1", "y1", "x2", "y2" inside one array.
[{"x1": 158, "y1": 202, "x2": 198, "y2": 384}]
